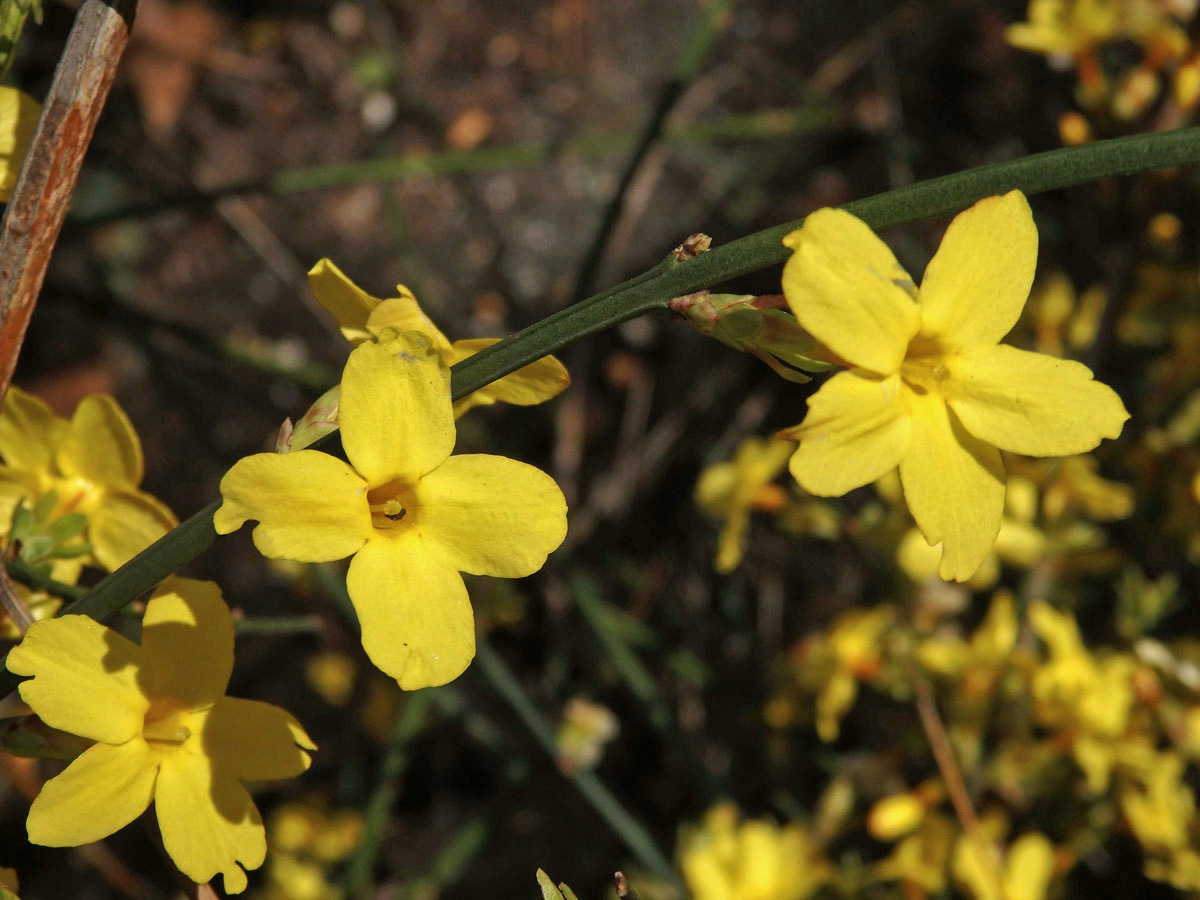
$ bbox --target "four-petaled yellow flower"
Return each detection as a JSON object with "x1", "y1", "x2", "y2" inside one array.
[
  {"x1": 779, "y1": 191, "x2": 1129, "y2": 581},
  {"x1": 0, "y1": 386, "x2": 178, "y2": 572},
  {"x1": 6, "y1": 578, "x2": 315, "y2": 894},
  {"x1": 308, "y1": 259, "x2": 570, "y2": 417},
  {"x1": 214, "y1": 331, "x2": 568, "y2": 689}
]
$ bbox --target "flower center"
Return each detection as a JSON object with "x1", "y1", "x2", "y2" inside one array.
[
  {"x1": 143, "y1": 703, "x2": 192, "y2": 746},
  {"x1": 899, "y1": 332, "x2": 952, "y2": 395},
  {"x1": 367, "y1": 479, "x2": 420, "y2": 533}
]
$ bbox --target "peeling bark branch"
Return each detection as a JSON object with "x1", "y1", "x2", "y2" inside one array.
[{"x1": 0, "y1": 0, "x2": 137, "y2": 395}]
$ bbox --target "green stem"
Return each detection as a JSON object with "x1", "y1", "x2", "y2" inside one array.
[
  {"x1": 6, "y1": 557, "x2": 88, "y2": 601},
  {"x1": 233, "y1": 614, "x2": 324, "y2": 636},
  {"x1": 2, "y1": 127, "x2": 1197, "y2": 699},
  {"x1": 473, "y1": 636, "x2": 680, "y2": 886},
  {"x1": 73, "y1": 105, "x2": 835, "y2": 228},
  {"x1": 451, "y1": 127, "x2": 1200, "y2": 397}
]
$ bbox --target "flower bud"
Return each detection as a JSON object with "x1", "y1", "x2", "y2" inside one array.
[
  {"x1": 669, "y1": 291, "x2": 836, "y2": 382},
  {"x1": 277, "y1": 385, "x2": 341, "y2": 453}
]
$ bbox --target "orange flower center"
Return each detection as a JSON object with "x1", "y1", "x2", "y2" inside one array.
[{"x1": 367, "y1": 479, "x2": 420, "y2": 533}]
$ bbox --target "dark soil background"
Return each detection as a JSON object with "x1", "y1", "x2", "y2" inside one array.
[{"x1": 2, "y1": 1, "x2": 1197, "y2": 898}]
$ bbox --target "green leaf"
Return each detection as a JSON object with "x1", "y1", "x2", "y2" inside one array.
[
  {"x1": 46, "y1": 511, "x2": 87, "y2": 543},
  {"x1": 30, "y1": 490, "x2": 57, "y2": 525},
  {"x1": 8, "y1": 499, "x2": 30, "y2": 541}
]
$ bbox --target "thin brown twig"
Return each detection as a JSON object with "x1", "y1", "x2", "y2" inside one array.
[
  {"x1": 0, "y1": 563, "x2": 33, "y2": 633},
  {"x1": 911, "y1": 670, "x2": 1003, "y2": 890},
  {"x1": 0, "y1": 0, "x2": 138, "y2": 396}
]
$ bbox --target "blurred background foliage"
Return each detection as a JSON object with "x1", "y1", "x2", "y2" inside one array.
[{"x1": 5, "y1": 0, "x2": 1200, "y2": 898}]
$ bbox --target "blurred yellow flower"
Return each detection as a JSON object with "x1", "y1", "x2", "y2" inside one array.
[
  {"x1": 1029, "y1": 599, "x2": 1135, "y2": 791},
  {"x1": 678, "y1": 802, "x2": 830, "y2": 900},
  {"x1": 812, "y1": 606, "x2": 893, "y2": 742},
  {"x1": 261, "y1": 802, "x2": 364, "y2": 900},
  {"x1": 7, "y1": 579, "x2": 314, "y2": 893},
  {"x1": 0, "y1": 86, "x2": 39, "y2": 203},
  {"x1": 872, "y1": 812, "x2": 955, "y2": 894},
  {"x1": 555, "y1": 697, "x2": 620, "y2": 773},
  {"x1": 215, "y1": 332, "x2": 568, "y2": 689},
  {"x1": 1005, "y1": 0, "x2": 1124, "y2": 57},
  {"x1": 695, "y1": 436, "x2": 793, "y2": 573},
  {"x1": 780, "y1": 192, "x2": 1127, "y2": 581},
  {"x1": 308, "y1": 259, "x2": 570, "y2": 417},
  {"x1": 0, "y1": 386, "x2": 178, "y2": 571},
  {"x1": 867, "y1": 792, "x2": 927, "y2": 841},
  {"x1": 953, "y1": 831, "x2": 1056, "y2": 900}
]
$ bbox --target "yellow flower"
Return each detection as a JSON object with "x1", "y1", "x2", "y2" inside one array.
[
  {"x1": 953, "y1": 831, "x2": 1057, "y2": 900},
  {"x1": 214, "y1": 332, "x2": 568, "y2": 689},
  {"x1": 1005, "y1": 0, "x2": 1125, "y2": 58},
  {"x1": 678, "y1": 802, "x2": 830, "y2": 900},
  {"x1": 6, "y1": 578, "x2": 314, "y2": 893},
  {"x1": 555, "y1": 697, "x2": 620, "y2": 773},
  {"x1": 261, "y1": 801, "x2": 363, "y2": 900},
  {"x1": 0, "y1": 87, "x2": 40, "y2": 203},
  {"x1": 812, "y1": 606, "x2": 893, "y2": 742},
  {"x1": 307, "y1": 259, "x2": 570, "y2": 417},
  {"x1": 0, "y1": 387, "x2": 178, "y2": 571},
  {"x1": 1121, "y1": 750, "x2": 1195, "y2": 855},
  {"x1": 1029, "y1": 599, "x2": 1134, "y2": 791},
  {"x1": 779, "y1": 192, "x2": 1128, "y2": 581},
  {"x1": 695, "y1": 436, "x2": 793, "y2": 573},
  {"x1": 872, "y1": 812, "x2": 955, "y2": 894}
]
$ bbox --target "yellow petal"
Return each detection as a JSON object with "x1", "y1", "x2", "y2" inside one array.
[
  {"x1": 307, "y1": 258, "x2": 381, "y2": 344},
  {"x1": 155, "y1": 752, "x2": 265, "y2": 894},
  {"x1": 781, "y1": 207, "x2": 918, "y2": 374},
  {"x1": 142, "y1": 579, "x2": 233, "y2": 709},
  {"x1": 1004, "y1": 833, "x2": 1055, "y2": 900},
  {"x1": 339, "y1": 333, "x2": 456, "y2": 483},
  {"x1": 417, "y1": 454, "x2": 567, "y2": 577},
  {"x1": 0, "y1": 88, "x2": 41, "y2": 203},
  {"x1": 89, "y1": 489, "x2": 178, "y2": 571},
  {"x1": 448, "y1": 339, "x2": 570, "y2": 415},
  {"x1": 0, "y1": 468, "x2": 39, "y2": 532},
  {"x1": 365, "y1": 296, "x2": 451, "y2": 351},
  {"x1": 784, "y1": 371, "x2": 912, "y2": 496},
  {"x1": 899, "y1": 392, "x2": 1004, "y2": 582},
  {"x1": 55, "y1": 395, "x2": 143, "y2": 490},
  {"x1": 917, "y1": 192, "x2": 1038, "y2": 351},
  {"x1": 7, "y1": 615, "x2": 148, "y2": 743},
  {"x1": 196, "y1": 696, "x2": 314, "y2": 780},
  {"x1": 346, "y1": 537, "x2": 475, "y2": 689},
  {"x1": 27, "y1": 739, "x2": 157, "y2": 846},
  {"x1": 715, "y1": 509, "x2": 750, "y2": 574},
  {"x1": 944, "y1": 345, "x2": 1128, "y2": 456},
  {"x1": 0, "y1": 386, "x2": 66, "y2": 473},
  {"x1": 213, "y1": 450, "x2": 370, "y2": 562}
]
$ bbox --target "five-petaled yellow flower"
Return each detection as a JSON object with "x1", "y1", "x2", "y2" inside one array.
[
  {"x1": 214, "y1": 331, "x2": 568, "y2": 689},
  {"x1": 0, "y1": 386, "x2": 178, "y2": 572},
  {"x1": 308, "y1": 259, "x2": 570, "y2": 417},
  {"x1": 779, "y1": 191, "x2": 1128, "y2": 581},
  {"x1": 7, "y1": 578, "x2": 315, "y2": 894}
]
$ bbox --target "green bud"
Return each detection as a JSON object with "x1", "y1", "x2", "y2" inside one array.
[
  {"x1": 277, "y1": 384, "x2": 341, "y2": 453},
  {"x1": 668, "y1": 292, "x2": 836, "y2": 383}
]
